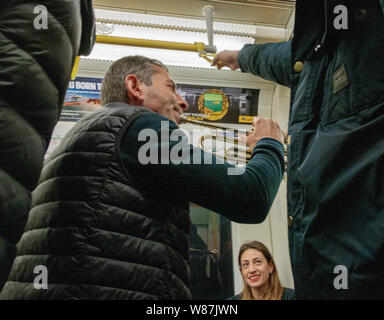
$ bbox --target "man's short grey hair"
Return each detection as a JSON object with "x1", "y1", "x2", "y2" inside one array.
[{"x1": 100, "y1": 55, "x2": 168, "y2": 105}]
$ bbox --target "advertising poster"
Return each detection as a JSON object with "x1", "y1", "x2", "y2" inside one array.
[
  {"x1": 46, "y1": 77, "x2": 102, "y2": 156},
  {"x1": 177, "y1": 84, "x2": 259, "y2": 124},
  {"x1": 61, "y1": 76, "x2": 103, "y2": 121},
  {"x1": 49, "y1": 80, "x2": 258, "y2": 157}
]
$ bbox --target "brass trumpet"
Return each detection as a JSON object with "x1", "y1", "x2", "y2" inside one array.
[
  {"x1": 180, "y1": 115, "x2": 287, "y2": 166},
  {"x1": 180, "y1": 115, "x2": 253, "y2": 163}
]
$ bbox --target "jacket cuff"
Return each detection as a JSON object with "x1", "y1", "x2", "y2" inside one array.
[{"x1": 238, "y1": 43, "x2": 259, "y2": 72}]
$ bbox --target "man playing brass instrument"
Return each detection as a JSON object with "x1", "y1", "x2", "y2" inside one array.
[{"x1": 1, "y1": 55, "x2": 285, "y2": 300}]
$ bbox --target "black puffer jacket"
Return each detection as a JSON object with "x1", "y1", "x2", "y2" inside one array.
[
  {"x1": 0, "y1": 104, "x2": 191, "y2": 300},
  {"x1": 0, "y1": 0, "x2": 95, "y2": 291}
]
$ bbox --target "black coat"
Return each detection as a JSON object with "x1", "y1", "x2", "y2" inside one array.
[
  {"x1": 238, "y1": 0, "x2": 384, "y2": 299},
  {"x1": 1, "y1": 104, "x2": 192, "y2": 300},
  {"x1": 0, "y1": 0, "x2": 95, "y2": 291}
]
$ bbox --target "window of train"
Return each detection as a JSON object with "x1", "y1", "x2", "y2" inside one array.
[{"x1": 188, "y1": 204, "x2": 234, "y2": 300}]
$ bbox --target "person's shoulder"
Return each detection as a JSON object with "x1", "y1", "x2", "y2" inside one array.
[
  {"x1": 131, "y1": 112, "x2": 177, "y2": 131},
  {"x1": 227, "y1": 293, "x2": 242, "y2": 300},
  {"x1": 282, "y1": 287, "x2": 296, "y2": 300},
  {"x1": 133, "y1": 111, "x2": 165, "y2": 124}
]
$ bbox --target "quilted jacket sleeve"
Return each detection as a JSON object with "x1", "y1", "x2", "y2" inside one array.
[{"x1": 0, "y1": 0, "x2": 95, "y2": 292}]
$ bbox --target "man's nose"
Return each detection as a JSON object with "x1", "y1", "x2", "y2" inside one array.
[{"x1": 177, "y1": 95, "x2": 189, "y2": 111}]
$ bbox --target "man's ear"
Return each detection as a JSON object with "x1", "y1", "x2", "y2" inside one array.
[{"x1": 125, "y1": 74, "x2": 145, "y2": 105}]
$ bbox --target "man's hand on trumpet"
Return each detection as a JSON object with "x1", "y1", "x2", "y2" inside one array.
[{"x1": 242, "y1": 117, "x2": 286, "y2": 150}]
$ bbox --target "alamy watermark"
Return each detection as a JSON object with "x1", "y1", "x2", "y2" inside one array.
[
  {"x1": 33, "y1": 5, "x2": 48, "y2": 30},
  {"x1": 33, "y1": 265, "x2": 48, "y2": 290},
  {"x1": 333, "y1": 265, "x2": 348, "y2": 290},
  {"x1": 137, "y1": 121, "x2": 247, "y2": 175},
  {"x1": 32, "y1": 263, "x2": 350, "y2": 292},
  {"x1": 333, "y1": 5, "x2": 348, "y2": 30}
]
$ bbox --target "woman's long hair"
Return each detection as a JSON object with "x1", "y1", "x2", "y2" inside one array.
[{"x1": 238, "y1": 241, "x2": 284, "y2": 300}]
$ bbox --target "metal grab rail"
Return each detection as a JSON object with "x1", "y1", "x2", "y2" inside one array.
[{"x1": 96, "y1": 35, "x2": 216, "y2": 53}]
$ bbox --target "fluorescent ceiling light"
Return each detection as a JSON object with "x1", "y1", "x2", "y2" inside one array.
[{"x1": 95, "y1": 8, "x2": 258, "y2": 35}]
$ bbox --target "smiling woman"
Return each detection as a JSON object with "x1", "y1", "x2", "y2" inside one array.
[{"x1": 228, "y1": 241, "x2": 295, "y2": 300}]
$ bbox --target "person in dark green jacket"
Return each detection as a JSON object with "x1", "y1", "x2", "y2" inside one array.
[{"x1": 213, "y1": 0, "x2": 384, "y2": 299}]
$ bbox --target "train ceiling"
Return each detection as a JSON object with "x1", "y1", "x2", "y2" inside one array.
[{"x1": 83, "y1": 0, "x2": 296, "y2": 68}]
